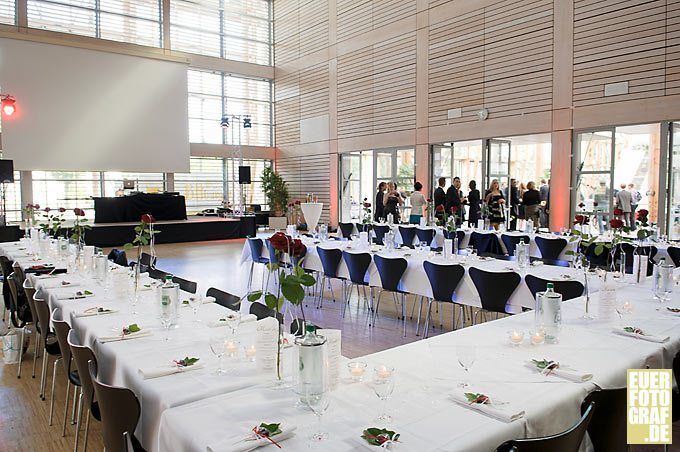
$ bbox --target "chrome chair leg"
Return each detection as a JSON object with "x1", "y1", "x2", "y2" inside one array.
[
  {"x1": 424, "y1": 299, "x2": 433, "y2": 338},
  {"x1": 17, "y1": 327, "x2": 25, "y2": 378},
  {"x1": 83, "y1": 408, "x2": 91, "y2": 452},
  {"x1": 318, "y1": 276, "x2": 326, "y2": 309},
  {"x1": 392, "y1": 292, "x2": 400, "y2": 320},
  {"x1": 373, "y1": 289, "x2": 384, "y2": 321},
  {"x1": 401, "y1": 293, "x2": 407, "y2": 337},
  {"x1": 71, "y1": 385, "x2": 79, "y2": 425},
  {"x1": 49, "y1": 357, "x2": 62, "y2": 425},
  {"x1": 247, "y1": 262, "x2": 254, "y2": 290},
  {"x1": 74, "y1": 391, "x2": 83, "y2": 452},
  {"x1": 439, "y1": 302, "x2": 444, "y2": 328},
  {"x1": 32, "y1": 330, "x2": 40, "y2": 379},
  {"x1": 62, "y1": 382, "x2": 71, "y2": 436},
  {"x1": 341, "y1": 284, "x2": 353, "y2": 318},
  {"x1": 368, "y1": 287, "x2": 375, "y2": 326},
  {"x1": 329, "y1": 278, "x2": 336, "y2": 303},
  {"x1": 39, "y1": 350, "x2": 48, "y2": 399},
  {"x1": 415, "y1": 296, "x2": 424, "y2": 336}
]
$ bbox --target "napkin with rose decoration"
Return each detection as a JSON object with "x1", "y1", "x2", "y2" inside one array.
[
  {"x1": 525, "y1": 359, "x2": 592, "y2": 382},
  {"x1": 612, "y1": 326, "x2": 669, "y2": 343},
  {"x1": 99, "y1": 324, "x2": 152, "y2": 343},
  {"x1": 74, "y1": 306, "x2": 119, "y2": 318},
  {"x1": 449, "y1": 391, "x2": 525, "y2": 423},
  {"x1": 138, "y1": 356, "x2": 205, "y2": 379},
  {"x1": 206, "y1": 423, "x2": 297, "y2": 452}
]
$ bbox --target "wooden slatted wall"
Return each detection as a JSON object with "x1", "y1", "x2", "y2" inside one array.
[
  {"x1": 666, "y1": 0, "x2": 680, "y2": 95},
  {"x1": 337, "y1": 0, "x2": 417, "y2": 42},
  {"x1": 276, "y1": 154, "x2": 332, "y2": 224},
  {"x1": 274, "y1": 0, "x2": 329, "y2": 66}
]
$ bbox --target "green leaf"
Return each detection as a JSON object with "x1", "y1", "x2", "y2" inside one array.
[
  {"x1": 177, "y1": 356, "x2": 199, "y2": 367},
  {"x1": 127, "y1": 323, "x2": 140, "y2": 333},
  {"x1": 84, "y1": 290, "x2": 93, "y2": 295},
  {"x1": 264, "y1": 293, "x2": 279, "y2": 310},
  {"x1": 299, "y1": 273, "x2": 316, "y2": 287},
  {"x1": 281, "y1": 278, "x2": 305, "y2": 304},
  {"x1": 293, "y1": 265, "x2": 306, "y2": 278},
  {"x1": 259, "y1": 423, "x2": 282, "y2": 436},
  {"x1": 247, "y1": 291, "x2": 263, "y2": 302},
  {"x1": 594, "y1": 244, "x2": 604, "y2": 256}
]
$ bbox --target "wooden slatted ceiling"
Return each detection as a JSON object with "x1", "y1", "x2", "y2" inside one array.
[
  {"x1": 668, "y1": 0, "x2": 680, "y2": 95},
  {"x1": 337, "y1": 0, "x2": 417, "y2": 42},
  {"x1": 277, "y1": 154, "x2": 331, "y2": 223},
  {"x1": 573, "y1": 0, "x2": 667, "y2": 106},
  {"x1": 428, "y1": 0, "x2": 553, "y2": 127},
  {"x1": 337, "y1": 32, "x2": 417, "y2": 138}
]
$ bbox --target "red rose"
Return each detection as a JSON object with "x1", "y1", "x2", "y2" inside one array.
[
  {"x1": 613, "y1": 208, "x2": 623, "y2": 216},
  {"x1": 593, "y1": 201, "x2": 599, "y2": 207},
  {"x1": 609, "y1": 218, "x2": 624, "y2": 229},
  {"x1": 294, "y1": 200, "x2": 301, "y2": 205},
  {"x1": 58, "y1": 207, "x2": 66, "y2": 213},
  {"x1": 426, "y1": 198, "x2": 432, "y2": 203},
  {"x1": 578, "y1": 202, "x2": 585, "y2": 208},
  {"x1": 141, "y1": 214, "x2": 155, "y2": 224},
  {"x1": 573, "y1": 214, "x2": 589, "y2": 225},
  {"x1": 73, "y1": 208, "x2": 85, "y2": 217},
  {"x1": 44, "y1": 207, "x2": 51, "y2": 212},
  {"x1": 450, "y1": 206, "x2": 459, "y2": 213},
  {"x1": 363, "y1": 202, "x2": 371, "y2": 208},
  {"x1": 269, "y1": 231, "x2": 291, "y2": 252},
  {"x1": 33, "y1": 204, "x2": 40, "y2": 210},
  {"x1": 435, "y1": 205, "x2": 444, "y2": 212},
  {"x1": 291, "y1": 239, "x2": 306, "y2": 257},
  {"x1": 636, "y1": 209, "x2": 649, "y2": 221}
]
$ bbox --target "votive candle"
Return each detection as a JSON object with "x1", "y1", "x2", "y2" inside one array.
[
  {"x1": 348, "y1": 361, "x2": 367, "y2": 381},
  {"x1": 509, "y1": 330, "x2": 524, "y2": 346},
  {"x1": 530, "y1": 330, "x2": 545, "y2": 346},
  {"x1": 244, "y1": 345, "x2": 257, "y2": 361}
]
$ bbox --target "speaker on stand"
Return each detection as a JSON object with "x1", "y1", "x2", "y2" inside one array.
[{"x1": 239, "y1": 165, "x2": 251, "y2": 213}]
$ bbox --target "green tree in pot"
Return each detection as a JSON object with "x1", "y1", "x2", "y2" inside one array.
[{"x1": 261, "y1": 166, "x2": 290, "y2": 229}]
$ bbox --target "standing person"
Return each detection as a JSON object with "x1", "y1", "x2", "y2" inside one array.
[
  {"x1": 522, "y1": 181, "x2": 541, "y2": 228},
  {"x1": 433, "y1": 177, "x2": 447, "y2": 219},
  {"x1": 467, "y1": 180, "x2": 481, "y2": 227},
  {"x1": 484, "y1": 179, "x2": 506, "y2": 230},
  {"x1": 628, "y1": 183, "x2": 641, "y2": 224},
  {"x1": 539, "y1": 179, "x2": 549, "y2": 202},
  {"x1": 409, "y1": 182, "x2": 427, "y2": 224},
  {"x1": 374, "y1": 182, "x2": 386, "y2": 222},
  {"x1": 383, "y1": 182, "x2": 403, "y2": 223},
  {"x1": 446, "y1": 176, "x2": 467, "y2": 225},
  {"x1": 615, "y1": 183, "x2": 633, "y2": 228},
  {"x1": 539, "y1": 179, "x2": 549, "y2": 228},
  {"x1": 505, "y1": 178, "x2": 520, "y2": 230}
]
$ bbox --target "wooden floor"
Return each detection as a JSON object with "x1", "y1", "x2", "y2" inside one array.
[{"x1": 1, "y1": 236, "x2": 678, "y2": 451}]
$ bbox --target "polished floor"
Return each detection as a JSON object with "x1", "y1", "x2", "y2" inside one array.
[{"x1": 0, "y1": 237, "x2": 678, "y2": 451}]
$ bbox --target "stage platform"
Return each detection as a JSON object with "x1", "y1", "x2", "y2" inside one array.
[{"x1": 85, "y1": 216, "x2": 256, "y2": 247}]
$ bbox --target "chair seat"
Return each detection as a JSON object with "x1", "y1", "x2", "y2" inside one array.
[
  {"x1": 91, "y1": 401, "x2": 101, "y2": 421},
  {"x1": 254, "y1": 257, "x2": 269, "y2": 265},
  {"x1": 45, "y1": 334, "x2": 61, "y2": 356},
  {"x1": 69, "y1": 369, "x2": 81, "y2": 387}
]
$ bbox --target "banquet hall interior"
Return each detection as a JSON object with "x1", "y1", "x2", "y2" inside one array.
[{"x1": 1, "y1": 0, "x2": 680, "y2": 451}]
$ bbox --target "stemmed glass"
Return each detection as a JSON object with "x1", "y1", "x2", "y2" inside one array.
[
  {"x1": 225, "y1": 311, "x2": 242, "y2": 335},
  {"x1": 187, "y1": 288, "x2": 203, "y2": 322},
  {"x1": 159, "y1": 310, "x2": 173, "y2": 341},
  {"x1": 305, "y1": 384, "x2": 330, "y2": 442},
  {"x1": 457, "y1": 347, "x2": 476, "y2": 388},
  {"x1": 209, "y1": 335, "x2": 227, "y2": 375},
  {"x1": 372, "y1": 365, "x2": 395, "y2": 424}
]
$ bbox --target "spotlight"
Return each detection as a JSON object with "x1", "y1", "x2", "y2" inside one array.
[
  {"x1": 243, "y1": 116, "x2": 252, "y2": 129},
  {"x1": 1, "y1": 96, "x2": 16, "y2": 117},
  {"x1": 220, "y1": 115, "x2": 229, "y2": 128}
]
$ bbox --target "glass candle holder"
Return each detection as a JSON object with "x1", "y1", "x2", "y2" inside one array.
[
  {"x1": 529, "y1": 330, "x2": 545, "y2": 346},
  {"x1": 508, "y1": 330, "x2": 524, "y2": 346},
  {"x1": 347, "y1": 361, "x2": 367, "y2": 381}
]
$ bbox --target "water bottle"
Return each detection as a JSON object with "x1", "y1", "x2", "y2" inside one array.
[
  {"x1": 535, "y1": 283, "x2": 562, "y2": 344},
  {"x1": 319, "y1": 223, "x2": 328, "y2": 241},
  {"x1": 516, "y1": 239, "x2": 529, "y2": 269},
  {"x1": 93, "y1": 252, "x2": 108, "y2": 283},
  {"x1": 385, "y1": 229, "x2": 395, "y2": 252},
  {"x1": 387, "y1": 213, "x2": 394, "y2": 225},
  {"x1": 453, "y1": 236, "x2": 459, "y2": 256},
  {"x1": 58, "y1": 237, "x2": 69, "y2": 261},
  {"x1": 294, "y1": 324, "x2": 328, "y2": 403},
  {"x1": 159, "y1": 275, "x2": 180, "y2": 328},
  {"x1": 526, "y1": 218, "x2": 534, "y2": 233},
  {"x1": 653, "y1": 258, "x2": 674, "y2": 302}
]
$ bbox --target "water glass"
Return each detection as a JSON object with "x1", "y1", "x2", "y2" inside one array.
[
  {"x1": 372, "y1": 365, "x2": 395, "y2": 424},
  {"x1": 187, "y1": 293, "x2": 203, "y2": 321},
  {"x1": 304, "y1": 384, "x2": 330, "y2": 442},
  {"x1": 209, "y1": 336, "x2": 228, "y2": 375},
  {"x1": 457, "y1": 347, "x2": 476, "y2": 388}
]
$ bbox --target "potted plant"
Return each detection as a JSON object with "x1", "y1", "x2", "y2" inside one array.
[{"x1": 261, "y1": 166, "x2": 290, "y2": 230}]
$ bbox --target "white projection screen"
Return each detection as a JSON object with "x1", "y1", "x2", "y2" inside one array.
[{"x1": 0, "y1": 38, "x2": 190, "y2": 172}]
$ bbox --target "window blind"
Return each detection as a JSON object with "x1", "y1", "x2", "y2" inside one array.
[
  {"x1": 174, "y1": 157, "x2": 225, "y2": 213},
  {"x1": 32, "y1": 171, "x2": 101, "y2": 219},
  {"x1": 0, "y1": 0, "x2": 15, "y2": 24},
  {"x1": 103, "y1": 171, "x2": 165, "y2": 195}
]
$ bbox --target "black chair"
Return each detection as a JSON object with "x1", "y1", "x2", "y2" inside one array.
[
  {"x1": 398, "y1": 226, "x2": 416, "y2": 247},
  {"x1": 415, "y1": 228, "x2": 435, "y2": 247},
  {"x1": 373, "y1": 225, "x2": 390, "y2": 246},
  {"x1": 147, "y1": 267, "x2": 170, "y2": 281},
  {"x1": 52, "y1": 308, "x2": 80, "y2": 439},
  {"x1": 525, "y1": 275, "x2": 584, "y2": 301},
  {"x1": 0, "y1": 255, "x2": 14, "y2": 312},
  {"x1": 583, "y1": 242, "x2": 609, "y2": 269},
  {"x1": 249, "y1": 302, "x2": 283, "y2": 324},
  {"x1": 422, "y1": 262, "x2": 465, "y2": 337},
  {"x1": 140, "y1": 252, "x2": 156, "y2": 269},
  {"x1": 470, "y1": 232, "x2": 502, "y2": 254},
  {"x1": 501, "y1": 234, "x2": 530, "y2": 256},
  {"x1": 581, "y1": 389, "x2": 625, "y2": 452},
  {"x1": 443, "y1": 229, "x2": 465, "y2": 243},
  {"x1": 533, "y1": 257, "x2": 571, "y2": 268},
  {"x1": 107, "y1": 249, "x2": 128, "y2": 267},
  {"x1": 246, "y1": 237, "x2": 269, "y2": 290},
  {"x1": 341, "y1": 251, "x2": 373, "y2": 319},
  {"x1": 316, "y1": 247, "x2": 344, "y2": 308},
  {"x1": 535, "y1": 236, "x2": 567, "y2": 260},
  {"x1": 356, "y1": 223, "x2": 368, "y2": 233},
  {"x1": 469, "y1": 268, "x2": 521, "y2": 324},
  {"x1": 338, "y1": 222, "x2": 355, "y2": 239},
  {"x1": 618, "y1": 243, "x2": 657, "y2": 276},
  {"x1": 22, "y1": 280, "x2": 40, "y2": 380},
  {"x1": 33, "y1": 292, "x2": 61, "y2": 406},
  {"x1": 172, "y1": 275, "x2": 197, "y2": 294},
  {"x1": 373, "y1": 255, "x2": 408, "y2": 335},
  {"x1": 206, "y1": 287, "x2": 241, "y2": 311},
  {"x1": 496, "y1": 402, "x2": 594, "y2": 452},
  {"x1": 68, "y1": 329, "x2": 100, "y2": 452},
  {"x1": 667, "y1": 246, "x2": 680, "y2": 267}
]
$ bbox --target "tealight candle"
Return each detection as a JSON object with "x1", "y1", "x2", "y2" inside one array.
[
  {"x1": 224, "y1": 340, "x2": 238, "y2": 357},
  {"x1": 244, "y1": 345, "x2": 257, "y2": 361},
  {"x1": 375, "y1": 364, "x2": 393, "y2": 379},
  {"x1": 508, "y1": 330, "x2": 524, "y2": 346},
  {"x1": 347, "y1": 361, "x2": 367, "y2": 381},
  {"x1": 530, "y1": 330, "x2": 545, "y2": 346}
]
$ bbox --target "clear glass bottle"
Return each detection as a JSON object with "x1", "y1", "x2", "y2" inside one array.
[
  {"x1": 93, "y1": 252, "x2": 108, "y2": 283},
  {"x1": 159, "y1": 275, "x2": 179, "y2": 328},
  {"x1": 653, "y1": 258, "x2": 674, "y2": 302},
  {"x1": 535, "y1": 282, "x2": 562, "y2": 344},
  {"x1": 516, "y1": 239, "x2": 529, "y2": 269},
  {"x1": 294, "y1": 324, "x2": 328, "y2": 404}
]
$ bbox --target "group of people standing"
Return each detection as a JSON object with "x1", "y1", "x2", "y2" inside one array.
[
  {"x1": 373, "y1": 177, "x2": 550, "y2": 230},
  {"x1": 614, "y1": 183, "x2": 643, "y2": 229}
]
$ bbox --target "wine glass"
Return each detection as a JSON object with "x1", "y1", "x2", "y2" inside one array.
[
  {"x1": 224, "y1": 311, "x2": 242, "y2": 335},
  {"x1": 372, "y1": 365, "x2": 395, "y2": 424},
  {"x1": 159, "y1": 311, "x2": 173, "y2": 341},
  {"x1": 467, "y1": 246, "x2": 477, "y2": 260},
  {"x1": 209, "y1": 336, "x2": 227, "y2": 375},
  {"x1": 187, "y1": 291, "x2": 203, "y2": 322},
  {"x1": 304, "y1": 384, "x2": 330, "y2": 442},
  {"x1": 457, "y1": 347, "x2": 476, "y2": 388}
]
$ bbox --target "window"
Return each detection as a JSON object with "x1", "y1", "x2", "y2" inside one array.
[
  {"x1": 0, "y1": 0, "x2": 15, "y2": 24},
  {"x1": 32, "y1": 171, "x2": 101, "y2": 220},
  {"x1": 27, "y1": 0, "x2": 162, "y2": 47},
  {"x1": 188, "y1": 69, "x2": 272, "y2": 146},
  {"x1": 170, "y1": 0, "x2": 271, "y2": 65},
  {"x1": 103, "y1": 172, "x2": 165, "y2": 195},
  {"x1": 226, "y1": 158, "x2": 270, "y2": 209},
  {"x1": 174, "y1": 157, "x2": 225, "y2": 213},
  {"x1": 2, "y1": 171, "x2": 22, "y2": 223}
]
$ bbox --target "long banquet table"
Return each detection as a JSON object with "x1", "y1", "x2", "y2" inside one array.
[{"x1": 3, "y1": 240, "x2": 679, "y2": 452}]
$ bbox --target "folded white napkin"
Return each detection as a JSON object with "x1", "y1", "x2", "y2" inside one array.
[
  {"x1": 41, "y1": 279, "x2": 81, "y2": 289},
  {"x1": 74, "y1": 308, "x2": 119, "y2": 318},
  {"x1": 612, "y1": 328, "x2": 669, "y2": 343},
  {"x1": 524, "y1": 361, "x2": 592, "y2": 382},
  {"x1": 98, "y1": 330, "x2": 152, "y2": 343},
  {"x1": 181, "y1": 296, "x2": 216, "y2": 307},
  {"x1": 207, "y1": 425, "x2": 297, "y2": 452},
  {"x1": 449, "y1": 393, "x2": 524, "y2": 423},
  {"x1": 138, "y1": 362, "x2": 205, "y2": 379},
  {"x1": 208, "y1": 314, "x2": 257, "y2": 328},
  {"x1": 56, "y1": 290, "x2": 95, "y2": 300}
]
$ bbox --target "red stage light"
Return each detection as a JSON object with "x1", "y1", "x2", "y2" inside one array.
[{"x1": 1, "y1": 97, "x2": 16, "y2": 116}]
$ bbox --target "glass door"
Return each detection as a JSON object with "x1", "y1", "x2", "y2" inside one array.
[
  {"x1": 486, "y1": 139, "x2": 511, "y2": 193},
  {"x1": 668, "y1": 123, "x2": 680, "y2": 239},
  {"x1": 340, "y1": 152, "x2": 362, "y2": 222}
]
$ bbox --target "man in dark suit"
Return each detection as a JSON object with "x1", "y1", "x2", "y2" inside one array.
[
  {"x1": 505, "y1": 178, "x2": 520, "y2": 230},
  {"x1": 433, "y1": 177, "x2": 446, "y2": 221},
  {"x1": 446, "y1": 176, "x2": 467, "y2": 225}
]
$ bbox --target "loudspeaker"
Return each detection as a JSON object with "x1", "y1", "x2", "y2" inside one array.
[
  {"x1": 0, "y1": 160, "x2": 14, "y2": 183},
  {"x1": 238, "y1": 165, "x2": 251, "y2": 184}
]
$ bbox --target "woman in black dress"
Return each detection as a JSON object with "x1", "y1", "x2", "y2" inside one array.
[
  {"x1": 484, "y1": 178, "x2": 505, "y2": 230},
  {"x1": 467, "y1": 180, "x2": 481, "y2": 227},
  {"x1": 374, "y1": 182, "x2": 387, "y2": 221},
  {"x1": 383, "y1": 182, "x2": 402, "y2": 223}
]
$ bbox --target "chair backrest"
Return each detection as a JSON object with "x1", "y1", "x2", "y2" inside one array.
[
  {"x1": 470, "y1": 232, "x2": 501, "y2": 254},
  {"x1": 582, "y1": 242, "x2": 609, "y2": 269},
  {"x1": 22, "y1": 280, "x2": 39, "y2": 332},
  {"x1": 667, "y1": 246, "x2": 680, "y2": 267},
  {"x1": 51, "y1": 308, "x2": 73, "y2": 377},
  {"x1": 423, "y1": 261, "x2": 465, "y2": 303},
  {"x1": 415, "y1": 228, "x2": 435, "y2": 246},
  {"x1": 469, "y1": 267, "x2": 521, "y2": 314},
  {"x1": 147, "y1": 267, "x2": 170, "y2": 281},
  {"x1": 535, "y1": 236, "x2": 567, "y2": 260},
  {"x1": 373, "y1": 255, "x2": 408, "y2": 292},
  {"x1": 524, "y1": 274, "x2": 585, "y2": 301},
  {"x1": 443, "y1": 229, "x2": 466, "y2": 246},
  {"x1": 107, "y1": 249, "x2": 128, "y2": 267},
  {"x1": 33, "y1": 292, "x2": 54, "y2": 348},
  {"x1": 581, "y1": 389, "x2": 626, "y2": 452},
  {"x1": 317, "y1": 247, "x2": 343, "y2": 278},
  {"x1": 140, "y1": 252, "x2": 156, "y2": 268},
  {"x1": 398, "y1": 226, "x2": 416, "y2": 247},
  {"x1": 356, "y1": 223, "x2": 367, "y2": 233},
  {"x1": 67, "y1": 329, "x2": 97, "y2": 413},
  {"x1": 172, "y1": 275, "x2": 197, "y2": 294},
  {"x1": 342, "y1": 251, "x2": 372, "y2": 285},
  {"x1": 12, "y1": 261, "x2": 26, "y2": 287},
  {"x1": 247, "y1": 237, "x2": 264, "y2": 261},
  {"x1": 537, "y1": 258, "x2": 571, "y2": 268},
  {"x1": 88, "y1": 360, "x2": 141, "y2": 452},
  {"x1": 0, "y1": 255, "x2": 13, "y2": 279},
  {"x1": 496, "y1": 402, "x2": 594, "y2": 452},
  {"x1": 373, "y1": 225, "x2": 390, "y2": 245},
  {"x1": 249, "y1": 302, "x2": 283, "y2": 324},
  {"x1": 206, "y1": 287, "x2": 241, "y2": 311},
  {"x1": 265, "y1": 239, "x2": 282, "y2": 266},
  {"x1": 338, "y1": 222, "x2": 354, "y2": 239},
  {"x1": 123, "y1": 432, "x2": 134, "y2": 452},
  {"x1": 618, "y1": 243, "x2": 657, "y2": 275},
  {"x1": 501, "y1": 234, "x2": 530, "y2": 256}
]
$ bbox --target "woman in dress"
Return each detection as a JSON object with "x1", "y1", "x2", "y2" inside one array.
[
  {"x1": 383, "y1": 182, "x2": 403, "y2": 223},
  {"x1": 467, "y1": 180, "x2": 481, "y2": 227},
  {"x1": 409, "y1": 181, "x2": 427, "y2": 224},
  {"x1": 374, "y1": 182, "x2": 387, "y2": 221},
  {"x1": 484, "y1": 178, "x2": 506, "y2": 230}
]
